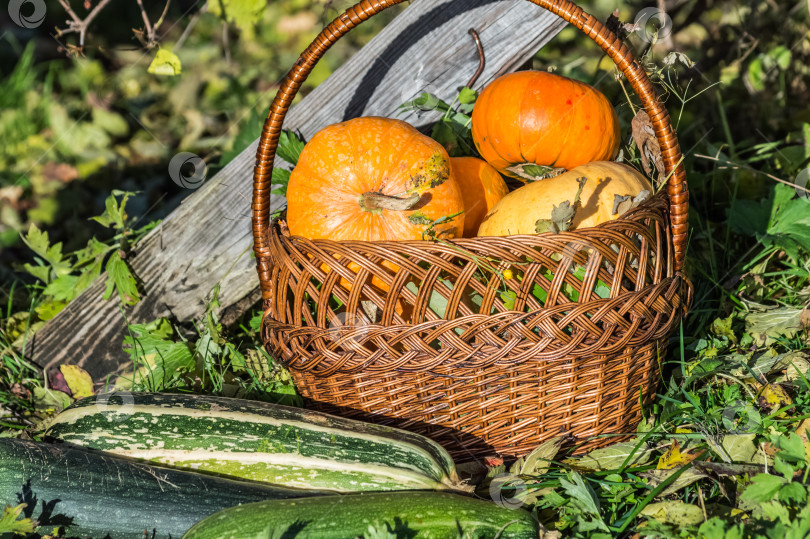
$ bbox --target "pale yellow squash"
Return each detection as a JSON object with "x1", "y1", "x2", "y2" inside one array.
[{"x1": 477, "y1": 162, "x2": 652, "y2": 236}]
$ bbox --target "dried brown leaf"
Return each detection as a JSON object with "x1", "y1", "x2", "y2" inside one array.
[{"x1": 631, "y1": 110, "x2": 664, "y2": 182}]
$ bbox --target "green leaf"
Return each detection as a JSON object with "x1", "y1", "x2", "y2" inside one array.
[
  {"x1": 560, "y1": 471, "x2": 601, "y2": 516},
  {"x1": 91, "y1": 191, "x2": 135, "y2": 230},
  {"x1": 522, "y1": 164, "x2": 551, "y2": 178},
  {"x1": 640, "y1": 501, "x2": 705, "y2": 526},
  {"x1": 759, "y1": 500, "x2": 791, "y2": 523},
  {"x1": 22, "y1": 223, "x2": 58, "y2": 262},
  {"x1": 147, "y1": 48, "x2": 182, "y2": 76},
  {"x1": 33, "y1": 386, "x2": 72, "y2": 413},
  {"x1": 103, "y1": 251, "x2": 140, "y2": 306},
  {"x1": 740, "y1": 473, "x2": 787, "y2": 503},
  {"x1": 773, "y1": 433, "x2": 807, "y2": 463},
  {"x1": 746, "y1": 56, "x2": 766, "y2": 92},
  {"x1": 43, "y1": 274, "x2": 79, "y2": 302},
  {"x1": 698, "y1": 518, "x2": 737, "y2": 539},
  {"x1": 710, "y1": 314, "x2": 737, "y2": 343},
  {"x1": 773, "y1": 455, "x2": 796, "y2": 479},
  {"x1": 458, "y1": 87, "x2": 478, "y2": 105},
  {"x1": 35, "y1": 299, "x2": 67, "y2": 321},
  {"x1": 511, "y1": 436, "x2": 564, "y2": 476},
  {"x1": 430, "y1": 121, "x2": 460, "y2": 155},
  {"x1": 770, "y1": 45, "x2": 791, "y2": 70},
  {"x1": 398, "y1": 92, "x2": 451, "y2": 113},
  {"x1": 276, "y1": 129, "x2": 306, "y2": 166},
  {"x1": 270, "y1": 167, "x2": 292, "y2": 196},
  {"x1": 120, "y1": 319, "x2": 195, "y2": 391},
  {"x1": 92, "y1": 108, "x2": 129, "y2": 137},
  {"x1": 500, "y1": 290, "x2": 517, "y2": 310},
  {"x1": 778, "y1": 481, "x2": 807, "y2": 505},
  {"x1": 559, "y1": 472, "x2": 609, "y2": 531},
  {"x1": 208, "y1": 0, "x2": 265, "y2": 30},
  {"x1": 21, "y1": 224, "x2": 71, "y2": 278},
  {"x1": 745, "y1": 307, "x2": 803, "y2": 346},
  {"x1": 575, "y1": 440, "x2": 653, "y2": 471},
  {"x1": 75, "y1": 256, "x2": 105, "y2": 296},
  {"x1": 22, "y1": 262, "x2": 51, "y2": 285},
  {"x1": 727, "y1": 198, "x2": 770, "y2": 237},
  {"x1": 0, "y1": 504, "x2": 37, "y2": 535},
  {"x1": 458, "y1": 86, "x2": 478, "y2": 105},
  {"x1": 720, "y1": 433, "x2": 757, "y2": 463},
  {"x1": 763, "y1": 184, "x2": 810, "y2": 260}
]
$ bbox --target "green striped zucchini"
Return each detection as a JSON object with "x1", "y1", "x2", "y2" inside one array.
[
  {"x1": 0, "y1": 438, "x2": 325, "y2": 539},
  {"x1": 184, "y1": 491, "x2": 539, "y2": 539},
  {"x1": 43, "y1": 392, "x2": 468, "y2": 493}
]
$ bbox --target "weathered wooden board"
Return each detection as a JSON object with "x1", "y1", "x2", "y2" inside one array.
[{"x1": 31, "y1": 0, "x2": 568, "y2": 381}]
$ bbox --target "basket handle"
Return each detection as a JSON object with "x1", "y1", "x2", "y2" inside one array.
[{"x1": 252, "y1": 0, "x2": 689, "y2": 297}]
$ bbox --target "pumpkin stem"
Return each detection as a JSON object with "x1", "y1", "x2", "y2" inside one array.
[{"x1": 360, "y1": 191, "x2": 421, "y2": 213}]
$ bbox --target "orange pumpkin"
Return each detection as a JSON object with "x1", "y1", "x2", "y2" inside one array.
[
  {"x1": 450, "y1": 157, "x2": 509, "y2": 237},
  {"x1": 286, "y1": 117, "x2": 464, "y2": 303},
  {"x1": 471, "y1": 71, "x2": 621, "y2": 179},
  {"x1": 286, "y1": 117, "x2": 465, "y2": 241}
]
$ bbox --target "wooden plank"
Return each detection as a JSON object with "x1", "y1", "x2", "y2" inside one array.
[{"x1": 31, "y1": 0, "x2": 567, "y2": 381}]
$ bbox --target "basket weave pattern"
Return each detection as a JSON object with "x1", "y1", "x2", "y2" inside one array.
[{"x1": 253, "y1": 0, "x2": 691, "y2": 458}]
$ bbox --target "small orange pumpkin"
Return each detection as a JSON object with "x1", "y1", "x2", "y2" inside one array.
[
  {"x1": 286, "y1": 117, "x2": 465, "y2": 241},
  {"x1": 450, "y1": 157, "x2": 509, "y2": 237},
  {"x1": 471, "y1": 71, "x2": 621, "y2": 180}
]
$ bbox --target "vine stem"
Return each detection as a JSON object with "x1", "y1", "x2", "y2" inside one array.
[{"x1": 465, "y1": 28, "x2": 485, "y2": 88}]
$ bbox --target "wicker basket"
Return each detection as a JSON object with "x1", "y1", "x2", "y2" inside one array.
[{"x1": 252, "y1": 0, "x2": 692, "y2": 460}]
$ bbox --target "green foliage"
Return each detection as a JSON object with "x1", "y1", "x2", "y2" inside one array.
[
  {"x1": 209, "y1": 0, "x2": 266, "y2": 30},
  {"x1": 0, "y1": 504, "x2": 38, "y2": 535},
  {"x1": 398, "y1": 90, "x2": 476, "y2": 157},
  {"x1": 268, "y1": 129, "x2": 306, "y2": 199},
  {"x1": 276, "y1": 129, "x2": 306, "y2": 166},
  {"x1": 729, "y1": 184, "x2": 810, "y2": 263},
  {"x1": 18, "y1": 191, "x2": 152, "y2": 320},
  {"x1": 119, "y1": 284, "x2": 300, "y2": 406}
]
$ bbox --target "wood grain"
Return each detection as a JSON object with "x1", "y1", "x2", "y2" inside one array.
[{"x1": 31, "y1": 0, "x2": 567, "y2": 381}]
